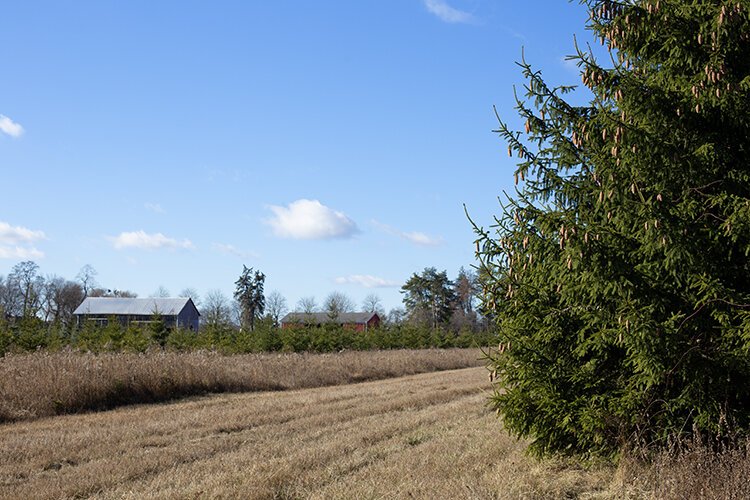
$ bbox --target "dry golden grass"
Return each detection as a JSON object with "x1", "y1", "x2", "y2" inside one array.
[
  {"x1": 2, "y1": 360, "x2": 746, "y2": 499},
  {"x1": 611, "y1": 440, "x2": 750, "y2": 499},
  {"x1": 1, "y1": 366, "x2": 619, "y2": 500},
  {"x1": 0, "y1": 348, "x2": 481, "y2": 423}
]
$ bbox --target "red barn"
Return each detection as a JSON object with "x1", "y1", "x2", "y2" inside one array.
[{"x1": 281, "y1": 312, "x2": 380, "y2": 332}]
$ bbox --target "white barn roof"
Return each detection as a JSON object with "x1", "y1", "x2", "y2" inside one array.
[{"x1": 74, "y1": 297, "x2": 197, "y2": 316}]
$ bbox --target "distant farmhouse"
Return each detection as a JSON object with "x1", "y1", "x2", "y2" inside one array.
[
  {"x1": 280, "y1": 312, "x2": 380, "y2": 332},
  {"x1": 74, "y1": 297, "x2": 200, "y2": 331}
]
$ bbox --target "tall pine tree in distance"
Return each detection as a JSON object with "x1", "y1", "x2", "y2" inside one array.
[
  {"x1": 476, "y1": 0, "x2": 750, "y2": 457},
  {"x1": 234, "y1": 266, "x2": 265, "y2": 332}
]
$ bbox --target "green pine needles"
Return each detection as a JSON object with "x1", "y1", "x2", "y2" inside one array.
[{"x1": 476, "y1": 0, "x2": 750, "y2": 457}]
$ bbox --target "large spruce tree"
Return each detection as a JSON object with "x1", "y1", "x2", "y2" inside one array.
[{"x1": 477, "y1": 0, "x2": 750, "y2": 457}]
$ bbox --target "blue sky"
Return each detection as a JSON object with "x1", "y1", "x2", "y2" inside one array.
[{"x1": 0, "y1": 0, "x2": 595, "y2": 312}]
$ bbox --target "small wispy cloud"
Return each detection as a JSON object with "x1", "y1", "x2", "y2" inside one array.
[
  {"x1": 500, "y1": 24, "x2": 526, "y2": 42},
  {"x1": 265, "y1": 199, "x2": 358, "y2": 240},
  {"x1": 423, "y1": 0, "x2": 474, "y2": 24},
  {"x1": 212, "y1": 243, "x2": 259, "y2": 260},
  {"x1": 0, "y1": 246, "x2": 45, "y2": 260},
  {"x1": 334, "y1": 275, "x2": 399, "y2": 288},
  {"x1": 0, "y1": 115, "x2": 24, "y2": 138},
  {"x1": 0, "y1": 221, "x2": 45, "y2": 259},
  {"x1": 144, "y1": 202, "x2": 165, "y2": 214},
  {"x1": 372, "y1": 220, "x2": 443, "y2": 247},
  {"x1": 404, "y1": 231, "x2": 443, "y2": 246},
  {"x1": 109, "y1": 230, "x2": 194, "y2": 250}
]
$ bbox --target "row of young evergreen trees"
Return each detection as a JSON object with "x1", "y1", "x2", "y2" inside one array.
[{"x1": 0, "y1": 315, "x2": 493, "y2": 355}]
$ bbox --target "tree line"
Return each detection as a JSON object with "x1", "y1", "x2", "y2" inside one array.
[
  {"x1": 222, "y1": 265, "x2": 486, "y2": 333},
  {"x1": 0, "y1": 261, "x2": 490, "y2": 354}
]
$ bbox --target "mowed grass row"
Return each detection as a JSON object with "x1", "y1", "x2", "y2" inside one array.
[
  {"x1": 2, "y1": 364, "x2": 748, "y2": 498},
  {"x1": 0, "y1": 367, "x2": 613, "y2": 499},
  {"x1": 0, "y1": 348, "x2": 482, "y2": 423}
]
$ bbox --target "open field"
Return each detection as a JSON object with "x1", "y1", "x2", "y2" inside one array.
[
  {"x1": 0, "y1": 348, "x2": 482, "y2": 423},
  {"x1": 2, "y1": 364, "x2": 749, "y2": 499},
  {"x1": 1, "y1": 366, "x2": 617, "y2": 499}
]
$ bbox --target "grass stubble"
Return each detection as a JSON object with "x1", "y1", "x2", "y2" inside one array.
[
  {"x1": 0, "y1": 348, "x2": 482, "y2": 423},
  {"x1": 1, "y1": 366, "x2": 616, "y2": 499},
  {"x1": 2, "y1": 349, "x2": 749, "y2": 499}
]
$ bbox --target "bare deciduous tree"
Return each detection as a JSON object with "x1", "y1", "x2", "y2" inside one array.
[
  {"x1": 454, "y1": 267, "x2": 478, "y2": 315},
  {"x1": 0, "y1": 275, "x2": 13, "y2": 316},
  {"x1": 41, "y1": 276, "x2": 84, "y2": 324},
  {"x1": 150, "y1": 285, "x2": 171, "y2": 298},
  {"x1": 297, "y1": 296, "x2": 318, "y2": 314},
  {"x1": 265, "y1": 290, "x2": 288, "y2": 327},
  {"x1": 178, "y1": 287, "x2": 201, "y2": 307},
  {"x1": 56, "y1": 280, "x2": 85, "y2": 324},
  {"x1": 76, "y1": 264, "x2": 98, "y2": 298},
  {"x1": 323, "y1": 291, "x2": 354, "y2": 320},
  {"x1": 40, "y1": 275, "x2": 63, "y2": 323},
  {"x1": 8, "y1": 261, "x2": 43, "y2": 318},
  {"x1": 202, "y1": 289, "x2": 232, "y2": 327},
  {"x1": 362, "y1": 293, "x2": 385, "y2": 317},
  {"x1": 451, "y1": 267, "x2": 479, "y2": 331},
  {"x1": 231, "y1": 299, "x2": 242, "y2": 327}
]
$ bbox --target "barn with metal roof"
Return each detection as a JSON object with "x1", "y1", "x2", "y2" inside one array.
[{"x1": 73, "y1": 297, "x2": 200, "y2": 330}]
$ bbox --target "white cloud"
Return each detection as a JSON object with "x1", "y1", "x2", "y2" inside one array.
[
  {"x1": 0, "y1": 246, "x2": 44, "y2": 260},
  {"x1": 372, "y1": 220, "x2": 443, "y2": 247},
  {"x1": 423, "y1": 0, "x2": 474, "y2": 23},
  {"x1": 0, "y1": 221, "x2": 46, "y2": 259},
  {"x1": 0, "y1": 221, "x2": 45, "y2": 245},
  {"x1": 335, "y1": 275, "x2": 399, "y2": 288},
  {"x1": 110, "y1": 230, "x2": 194, "y2": 250},
  {"x1": 212, "y1": 243, "x2": 259, "y2": 260},
  {"x1": 144, "y1": 202, "x2": 165, "y2": 214},
  {"x1": 265, "y1": 199, "x2": 358, "y2": 240},
  {"x1": 0, "y1": 115, "x2": 24, "y2": 138},
  {"x1": 402, "y1": 231, "x2": 443, "y2": 246}
]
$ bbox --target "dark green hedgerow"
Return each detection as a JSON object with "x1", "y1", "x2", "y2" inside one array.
[{"x1": 0, "y1": 315, "x2": 493, "y2": 355}]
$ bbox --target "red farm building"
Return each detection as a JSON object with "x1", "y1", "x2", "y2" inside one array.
[{"x1": 280, "y1": 312, "x2": 380, "y2": 332}]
